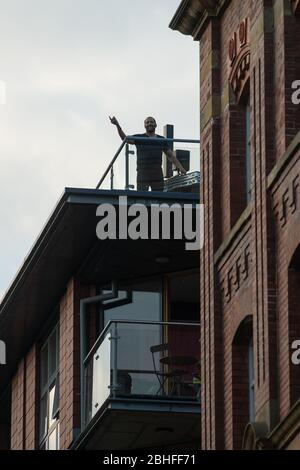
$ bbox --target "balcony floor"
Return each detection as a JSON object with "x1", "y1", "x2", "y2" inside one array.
[{"x1": 74, "y1": 397, "x2": 200, "y2": 450}]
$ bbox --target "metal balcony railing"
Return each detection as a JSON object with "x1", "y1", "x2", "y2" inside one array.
[
  {"x1": 82, "y1": 320, "x2": 200, "y2": 428},
  {"x1": 96, "y1": 136, "x2": 200, "y2": 191}
]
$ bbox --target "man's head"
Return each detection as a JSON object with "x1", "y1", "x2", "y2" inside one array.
[{"x1": 144, "y1": 116, "x2": 157, "y2": 134}]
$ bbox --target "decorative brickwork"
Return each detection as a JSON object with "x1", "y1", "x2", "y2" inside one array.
[
  {"x1": 228, "y1": 19, "x2": 250, "y2": 103},
  {"x1": 172, "y1": 0, "x2": 300, "y2": 449}
]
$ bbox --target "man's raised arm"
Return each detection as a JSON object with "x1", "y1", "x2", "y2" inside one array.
[{"x1": 109, "y1": 116, "x2": 126, "y2": 141}]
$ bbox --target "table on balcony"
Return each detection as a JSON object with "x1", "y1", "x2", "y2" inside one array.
[
  {"x1": 159, "y1": 355, "x2": 198, "y2": 397},
  {"x1": 159, "y1": 355, "x2": 198, "y2": 367}
]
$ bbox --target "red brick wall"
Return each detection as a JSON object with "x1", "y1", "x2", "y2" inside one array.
[
  {"x1": 59, "y1": 278, "x2": 92, "y2": 449},
  {"x1": 11, "y1": 345, "x2": 37, "y2": 450},
  {"x1": 198, "y1": 0, "x2": 297, "y2": 449},
  {"x1": 200, "y1": 18, "x2": 223, "y2": 449},
  {"x1": 59, "y1": 278, "x2": 80, "y2": 449},
  {"x1": 218, "y1": 221, "x2": 253, "y2": 449},
  {"x1": 9, "y1": 278, "x2": 92, "y2": 451},
  {"x1": 269, "y1": 141, "x2": 300, "y2": 419},
  {"x1": 11, "y1": 360, "x2": 24, "y2": 449},
  {"x1": 24, "y1": 346, "x2": 37, "y2": 449}
]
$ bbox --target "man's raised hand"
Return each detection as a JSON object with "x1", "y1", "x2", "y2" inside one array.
[{"x1": 109, "y1": 116, "x2": 119, "y2": 126}]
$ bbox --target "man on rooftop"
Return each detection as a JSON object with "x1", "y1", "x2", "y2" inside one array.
[{"x1": 110, "y1": 116, "x2": 187, "y2": 191}]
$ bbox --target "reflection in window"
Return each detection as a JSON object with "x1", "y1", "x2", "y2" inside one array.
[
  {"x1": 39, "y1": 324, "x2": 60, "y2": 450},
  {"x1": 101, "y1": 278, "x2": 162, "y2": 329},
  {"x1": 168, "y1": 270, "x2": 200, "y2": 322},
  {"x1": 99, "y1": 279, "x2": 162, "y2": 396}
]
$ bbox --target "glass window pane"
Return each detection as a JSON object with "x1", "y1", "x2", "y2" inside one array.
[
  {"x1": 48, "y1": 382, "x2": 57, "y2": 429},
  {"x1": 103, "y1": 279, "x2": 162, "y2": 326},
  {"x1": 248, "y1": 337, "x2": 255, "y2": 421},
  {"x1": 48, "y1": 426, "x2": 57, "y2": 450},
  {"x1": 52, "y1": 375, "x2": 59, "y2": 420},
  {"x1": 56, "y1": 422, "x2": 60, "y2": 450},
  {"x1": 40, "y1": 344, "x2": 48, "y2": 391},
  {"x1": 39, "y1": 441, "x2": 46, "y2": 450},
  {"x1": 39, "y1": 394, "x2": 48, "y2": 441},
  {"x1": 168, "y1": 271, "x2": 200, "y2": 322},
  {"x1": 49, "y1": 329, "x2": 57, "y2": 378}
]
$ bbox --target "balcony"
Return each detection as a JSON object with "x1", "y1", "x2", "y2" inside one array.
[
  {"x1": 96, "y1": 135, "x2": 200, "y2": 194},
  {"x1": 76, "y1": 320, "x2": 200, "y2": 450}
]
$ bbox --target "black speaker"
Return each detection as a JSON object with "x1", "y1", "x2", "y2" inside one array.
[{"x1": 174, "y1": 149, "x2": 190, "y2": 172}]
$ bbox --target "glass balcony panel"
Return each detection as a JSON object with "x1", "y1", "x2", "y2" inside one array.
[
  {"x1": 115, "y1": 323, "x2": 162, "y2": 396},
  {"x1": 97, "y1": 137, "x2": 200, "y2": 191},
  {"x1": 91, "y1": 332, "x2": 111, "y2": 418},
  {"x1": 84, "y1": 330, "x2": 111, "y2": 423},
  {"x1": 115, "y1": 323, "x2": 200, "y2": 399},
  {"x1": 83, "y1": 321, "x2": 200, "y2": 428}
]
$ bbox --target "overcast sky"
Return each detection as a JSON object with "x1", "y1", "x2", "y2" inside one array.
[{"x1": 0, "y1": 0, "x2": 199, "y2": 299}]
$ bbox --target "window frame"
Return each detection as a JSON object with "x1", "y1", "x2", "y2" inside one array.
[
  {"x1": 248, "y1": 336, "x2": 255, "y2": 422},
  {"x1": 39, "y1": 323, "x2": 60, "y2": 450}
]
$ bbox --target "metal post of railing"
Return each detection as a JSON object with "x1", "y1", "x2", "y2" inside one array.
[
  {"x1": 96, "y1": 138, "x2": 126, "y2": 190},
  {"x1": 110, "y1": 166, "x2": 114, "y2": 190},
  {"x1": 125, "y1": 144, "x2": 134, "y2": 189},
  {"x1": 163, "y1": 124, "x2": 174, "y2": 178},
  {"x1": 110, "y1": 322, "x2": 119, "y2": 398},
  {"x1": 96, "y1": 137, "x2": 200, "y2": 190}
]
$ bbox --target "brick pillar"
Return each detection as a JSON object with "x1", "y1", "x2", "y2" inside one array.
[
  {"x1": 59, "y1": 278, "x2": 91, "y2": 449},
  {"x1": 10, "y1": 345, "x2": 37, "y2": 450},
  {"x1": 11, "y1": 360, "x2": 25, "y2": 449},
  {"x1": 60, "y1": 278, "x2": 79, "y2": 449},
  {"x1": 24, "y1": 346, "x2": 37, "y2": 449},
  {"x1": 200, "y1": 19, "x2": 224, "y2": 450},
  {"x1": 250, "y1": 1, "x2": 278, "y2": 429}
]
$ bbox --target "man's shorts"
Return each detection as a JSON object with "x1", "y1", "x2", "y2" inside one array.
[{"x1": 137, "y1": 167, "x2": 164, "y2": 192}]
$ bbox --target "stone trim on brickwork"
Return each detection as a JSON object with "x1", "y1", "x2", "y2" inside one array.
[
  {"x1": 267, "y1": 398, "x2": 300, "y2": 449},
  {"x1": 214, "y1": 203, "x2": 252, "y2": 265},
  {"x1": 228, "y1": 18, "x2": 251, "y2": 103},
  {"x1": 268, "y1": 131, "x2": 300, "y2": 190},
  {"x1": 242, "y1": 422, "x2": 273, "y2": 450},
  {"x1": 169, "y1": 0, "x2": 230, "y2": 39}
]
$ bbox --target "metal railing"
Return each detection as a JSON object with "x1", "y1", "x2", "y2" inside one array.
[
  {"x1": 82, "y1": 320, "x2": 201, "y2": 428},
  {"x1": 96, "y1": 136, "x2": 200, "y2": 191}
]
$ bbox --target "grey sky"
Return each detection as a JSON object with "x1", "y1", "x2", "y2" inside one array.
[{"x1": 0, "y1": 0, "x2": 199, "y2": 299}]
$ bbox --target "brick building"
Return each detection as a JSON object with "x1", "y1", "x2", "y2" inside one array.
[
  {"x1": 0, "y1": 187, "x2": 201, "y2": 450},
  {"x1": 1, "y1": 0, "x2": 300, "y2": 453},
  {"x1": 170, "y1": 0, "x2": 300, "y2": 450}
]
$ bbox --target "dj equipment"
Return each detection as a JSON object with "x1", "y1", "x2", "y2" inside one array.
[{"x1": 164, "y1": 171, "x2": 200, "y2": 193}]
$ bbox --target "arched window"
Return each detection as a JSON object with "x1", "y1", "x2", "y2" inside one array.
[
  {"x1": 228, "y1": 83, "x2": 251, "y2": 228},
  {"x1": 232, "y1": 316, "x2": 254, "y2": 449}
]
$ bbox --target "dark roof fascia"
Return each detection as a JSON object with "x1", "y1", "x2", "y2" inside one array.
[{"x1": 0, "y1": 188, "x2": 199, "y2": 320}]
